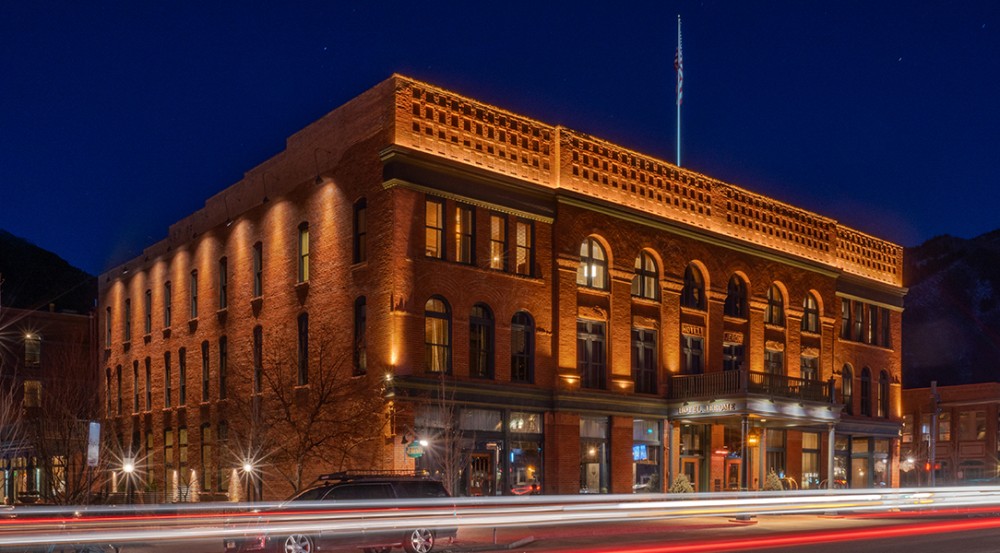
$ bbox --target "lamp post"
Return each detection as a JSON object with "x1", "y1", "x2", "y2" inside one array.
[
  {"x1": 122, "y1": 460, "x2": 135, "y2": 504},
  {"x1": 243, "y1": 462, "x2": 254, "y2": 503}
]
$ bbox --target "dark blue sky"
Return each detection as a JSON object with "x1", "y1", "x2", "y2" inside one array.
[{"x1": 2, "y1": 1, "x2": 998, "y2": 276}]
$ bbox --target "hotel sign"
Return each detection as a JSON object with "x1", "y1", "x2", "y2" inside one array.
[{"x1": 677, "y1": 402, "x2": 738, "y2": 416}]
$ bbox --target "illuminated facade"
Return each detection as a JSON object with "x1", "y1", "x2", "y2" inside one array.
[{"x1": 99, "y1": 75, "x2": 905, "y2": 500}]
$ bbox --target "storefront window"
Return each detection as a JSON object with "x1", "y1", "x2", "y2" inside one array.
[
  {"x1": 632, "y1": 419, "x2": 661, "y2": 493},
  {"x1": 873, "y1": 439, "x2": 889, "y2": 487},
  {"x1": 801, "y1": 432, "x2": 820, "y2": 489},
  {"x1": 580, "y1": 417, "x2": 609, "y2": 494},
  {"x1": 958, "y1": 410, "x2": 986, "y2": 441},
  {"x1": 509, "y1": 411, "x2": 543, "y2": 495},
  {"x1": 938, "y1": 412, "x2": 951, "y2": 441},
  {"x1": 766, "y1": 430, "x2": 786, "y2": 478},
  {"x1": 901, "y1": 414, "x2": 913, "y2": 443},
  {"x1": 833, "y1": 436, "x2": 849, "y2": 488}
]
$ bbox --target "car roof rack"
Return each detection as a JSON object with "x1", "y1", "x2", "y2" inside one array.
[{"x1": 315, "y1": 469, "x2": 430, "y2": 482}]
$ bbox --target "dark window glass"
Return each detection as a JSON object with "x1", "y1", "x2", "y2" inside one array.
[
  {"x1": 724, "y1": 276, "x2": 747, "y2": 318},
  {"x1": 680, "y1": 265, "x2": 704, "y2": 310},
  {"x1": 632, "y1": 328, "x2": 657, "y2": 394},
  {"x1": 801, "y1": 356, "x2": 818, "y2": 381},
  {"x1": 723, "y1": 343, "x2": 744, "y2": 372},
  {"x1": 470, "y1": 304, "x2": 494, "y2": 378},
  {"x1": 681, "y1": 335, "x2": 703, "y2": 375},
  {"x1": 124, "y1": 299, "x2": 132, "y2": 342},
  {"x1": 164, "y1": 282, "x2": 172, "y2": 327},
  {"x1": 842, "y1": 365, "x2": 854, "y2": 415},
  {"x1": 515, "y1": 221, "x2": 534, "y2": 276},
  {"x1": 860, "y1": 367, "x2": 872, "y2": 417},
  {"x1": 253, "y1": 325, "x2": 263, "y2": 393},
  {"x1": 354, "y1": 198, "x2": 367, "y2": 263},
  {"x1": 253, "y1": 242, "x2": 263, "y2": 297},
  {"x1": 144, "y1": 357, "x2": 152, "y2": 410},
  {"x1": 455, "y1": 204, "x2": 475, "y2": 264},
  {"x1": 144, "y1": 289, "x2": 152, "y2": 334},
  {"x1": 178, "y1": 348, "x2": 187, "y2": 405},
  {"x1": 840, "y1": 300, "x2": 851, "y2": 339},
  {"x1": 190, "y1": 270, "x2": 198, "y2": 319},
  {"x1": 802, "y1": 293, "x2": 819, "y2": 333},
  {"x1": 164, "y1": 351, "x2": 172, "y2": 408},
  {"x1": 878, "y1": 370, "x2": 890, "y2": 418},
  {"x1": 765, "y1": 284, "x2": 784, "y2": 326},
  {"x1": 297, "y1": 313, "x2": 308, "y2": 386},
  {"x1": 201, "y1": 341, "x2": 210, "y2": 401},
  {"x1": 577, "y1": 320, "x2": 606, "y2": 389},
  {"x1": 218, "y1": 336, "x2": 228, "y2": 400},
  {"x1": 219, "y1": 257, "x2": 228, "y2": 309},
  {"x1": 132, "y1": 361, "x2": 139, "y2": 412},
  {"x1": 354, "y1": 297, "x2": 366, "y2": 375},
  {"x1": 511, "y1": 312, "x2": 534, "y2": 383}
]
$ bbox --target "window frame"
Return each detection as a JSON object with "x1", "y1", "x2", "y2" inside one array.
[
  {"x1": 424, "y1": 297, "x2": 452, "y2": 374},
  {"x1": 631, "y1": 252, "x2": 659, "y2": 300},
  {"x1": 515, "y1": 220, "x2": 534, "y2": 276},
  {"x1": 577, "y1": 320, "x2": 607, "y2": 390},
  {"x1": 577, "y1": 237, "x2": 609, "y2": 290},
  {"x1": 802, "y1": 293, "x2": 819, "y2": 333},
  {"x1": 765, "y1": 284, "x2": 784, "y2": 326},
  {"x1": 680, "y1": 264, "x2": 705, "y2": 310},
  {"x1": 631, "y1": 328, "x2": 657, "y2": 394},
  {"x1": 724, "y1": 276, "x2": 748, "y2": 319},
  {"x1": 298, "y1": 222, "x2": 310, "y2": 283},
  {"x1": 511, "y1": 311, "x2": 534, "y2": 383},
  {"x1": 455, "y1": 204, "x2": 475, "y2": 265},
  {"x1": 489, "y1": 213, "x2": 507, "y2": 271},
  {"x1": 425, "y1": 198, "x2": 445, "y2": 259},
  {"x1": 353, "y1": 198, "x2": 367, "y2": 263}
]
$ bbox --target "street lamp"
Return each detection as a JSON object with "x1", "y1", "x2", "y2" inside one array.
[
  {"x1": 242, "y1": 462, "x2": 255, "y2": 503},
  {"x1": 122, "y1": 460, "x2": 135, "y2": 504}
]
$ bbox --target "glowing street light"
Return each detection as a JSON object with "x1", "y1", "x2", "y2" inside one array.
[{"x1": 122, "y1": 459, "x2": 136, "y2": 504}]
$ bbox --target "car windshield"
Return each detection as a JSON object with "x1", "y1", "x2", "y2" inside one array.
[
  {"x1": 395, "y1": 481, "x2": 449, "y2": 498},
  {"x1": 292, "y1": 486, "x2": 331, "y2": 501}
]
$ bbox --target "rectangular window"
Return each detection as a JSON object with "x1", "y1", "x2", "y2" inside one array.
[
  {"x1": 298, "y1": 224, "x2": 310, "y2": 283},
  {"x1": 631, "y1": 329, "x2": 657, "y2": 394},
  {"x1": 253, "y1": 326, "x2": 263, "y2": 393},
  {"x1": 217, "y1": 422, "x2": 229, "y2": 492},
  {"x1": 218, "y1": 257, "x2": 228, "y2": 310},
  {"x1": 425, "y1": 198, "x2": 444, "y2": 258},
  {"x1": 252, "y1": 242, "x2": 263, "y2": 297},
  {"x1": 124, "y1": 299, "x2": 132, "y2": 342},
  {"x1": 455, "y1": 204, "x2": 474, "y2": 264},
  {"x1": 164, "y1": 281, "x2": 172, "y2": 328},
  {"x1": 132, "y1": 362, "x2": 139, "y2": 413},
  {"x1": 24, "y1": 335, "x2": 40, "y2": 367},
  {"x1": 164, "y1": 351, "x2": 172, "y2": 408},
  {"x1": 958, "y1": 410, "x2": 986, "y2": 441},
  {"x1": 179, "y1": 427, "x2": 188, "y2": 466},
  {"x1": 145, "y1": 432, "x2": 155, "y2": 489},
  {"x1": 840, "y1": 300, "x2": 850, "y2": 339},
  {"x1": 200, "y1": 424, "x2": 212, "y2": 491},
  {"x1": 297, "y1": 314, "x2": 309, "y2": 385},
  {"x1": 801, "y1": 356, "x2": 818, "y2": 380},
  {"x1": 515, "y1": 220, "x2": 534, "y2": 276},
  {"x1": 218, "y1": 336, "x2": 228, "y2": 400},
  {"x1": 866, "y1": 304, "x2": 877, "y2": 344},
  {"x1": 105, "y1": 306, "x2": 112, "y2": 348},
  {"x1": 116, "y1": 365, "x2": 122, "y2": 415},
  {"x1": 145, "y1": 357, "x2": 152, "y2": 410},
  {"x1": 511, "y1": 315, "x2": 534, "y2": 383},
  {"x1": 853, "y1": 301, "x2": 864, "y2": 341},
  {"x1": 938, "y1": 412, "x2": 951, "y2": 442},
  {"x1": 144, "y1": 289, "x2": 152, "y2": 335},
  {"x1": 164, "y1": 428, "x2": 174, "y2": 469},
  {"x1": 901, "y1": 414, "x2": 913, "y2": 443},
  {"x1": 881, "y1": 309, "x2": 891, "y2": 347},
  {"x1": 178, "y1": 348, "x2": 187, "y2": 405},
  {"x1": 577, "y1": 320, "x2": 606, "y2": 390},
  {"x1": 764, "y1": 349, "x2": 784, "y2": 375},
  {"x1": 190, "y1": 270, "x2": 198, "y2": 319},
  {"x1": 201, "y1": 341, "x2": 210, "y2": 401},
  {"x1": 354, "y1": 300, "x2": 366, "y2": 376},
  {"x1": 489, "y1": 214, "x2": 507, "y2": 270},
  {"x1": 722, "y1": 343, "x2": 744, "y2": 372},
  {"x1": 801, "y1": 432, "x2": 821, "y2": 489},
  {"x1": 681, "y1": 335, "x2": 703, "y2": 375},
  {"x1": 353, "y1": 199, "x2": 367, "y2": 263}
]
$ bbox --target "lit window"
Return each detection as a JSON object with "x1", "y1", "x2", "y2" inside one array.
[
  {"x1": 490, "y1": 214, "x2": 507, "y2": 271},
  {"x1": 455, "y1": 205, "x2": 474, "y2": 264},
  {"x1": 515, "y1": 221, "x2": 534, "y2": 276},
  {"x1": 24, "y1": 334, "x2": 40, "y2": 367},
  {"x1": 631, "y1": 252, "x2": 658, "y2": 300},
  {"x1": 424, "y1": 297, "x2": 451, "y2": 373},
  {"x1": 576, "y1": 238, "x2": 608, "y2": 290},
  {"x1": 425, "y1": 198, "x2": 444, "y2": 258}
]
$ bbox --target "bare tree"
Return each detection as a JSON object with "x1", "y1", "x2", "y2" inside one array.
[
  {"x1": 0, "y1": 383, "x2": 27, "y2": 504},
  {"x1": 228, "y1": 321, "x2": 388, "y2": 496},
  {"x1": 413, "y1": 374, "x2": 471, "y2": 497}
]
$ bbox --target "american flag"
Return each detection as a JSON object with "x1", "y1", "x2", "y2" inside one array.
[{"x1": 674, "y1": 40, "x2": 683, "y2": 106}]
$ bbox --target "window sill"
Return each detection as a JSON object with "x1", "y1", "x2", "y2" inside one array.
[
  {"x1": 251, "y1": 297, "x2": 263, "y2": 316},
  {"x1": 143, "y1": 333, "x2": 152, "y2": 344},
  {"x1": 722, "y1": 315, "x2": 748, "y2": 324},
  {"x1": 764, "y1": 323, "x2": 786, "y2": 332},
  {"x1": 188, "y1": 319, "x2": 198, "y2": 333},
  {"x1": 162, "y1": 328, "x2": 171, "y2": 339}
]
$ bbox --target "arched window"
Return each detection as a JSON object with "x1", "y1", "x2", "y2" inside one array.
[
  {"x1": 576, "y1": 238, "x2": 608, "y2": 290},
  {"x1": 878, "y1": 370, "x2": 890, "y2": 418},
  {"x1": 680, "y1": 264, "x2": 705, "y2": 310},
  {"x1": 842, "y1": 365, "x2": 854, "y2": 415},
  {"x1": 802, "y1": 293, "x2": 820, "y2": 333},
  {"x1": 511, "y1": 312, "x2": 535, "y2": 383},
  {"x1": 765, "y1": 284, "x2": 784, "y2": 326},
  {"x1": 860, "y1": 367, "x2": 872, "y2": 416},
  {"x1": 724, "y1": 275, "x2": 748, "y2": 318},
  {"x1": 469, "y1": 304, "x2": 494, "y2": 379},
  {"x1": 631, "y1": 251, "x2": 658, "y2": 300},
  {"x1": 425, "y1": 297, "x2": 451, "y2": 373}
]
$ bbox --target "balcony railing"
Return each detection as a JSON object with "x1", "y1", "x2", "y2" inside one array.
[{"x1": 668, "y1": 369, "x2": 835, "y2": 404}]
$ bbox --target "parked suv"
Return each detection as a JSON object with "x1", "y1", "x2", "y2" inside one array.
[{"x1": 223, "y1": 471, "x2": 456, "y2": 553}]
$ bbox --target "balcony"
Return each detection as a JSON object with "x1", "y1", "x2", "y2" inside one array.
[{"x1": 669, "y1": 369, "x2": 835, "y2": 404}]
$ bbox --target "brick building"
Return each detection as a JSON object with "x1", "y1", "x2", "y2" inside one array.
[
  {"x1": 0, "y1": 305, "x2": 99, "y2": 504},
  {"x1": 98, "y1": 75, "x2": 905, "y2": 500},
  {"x1": 901, "y1": 383, "x2": 1000, "y2": 486}
]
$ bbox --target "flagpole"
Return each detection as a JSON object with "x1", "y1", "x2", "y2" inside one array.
[{"x1": 675, "y1": 15, "x2": 682, "y2": 167}]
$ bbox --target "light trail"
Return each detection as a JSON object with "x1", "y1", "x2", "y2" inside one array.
[{"x1": 1, "y1": 487, "x2": 1000, "y2": 548}]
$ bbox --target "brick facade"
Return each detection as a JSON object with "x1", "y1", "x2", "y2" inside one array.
[{"x1": 99, "y1": 75, "x2": 905, "y2": 501}]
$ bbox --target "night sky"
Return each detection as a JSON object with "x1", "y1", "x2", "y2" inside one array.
[{"x1": 2, "y1": 1, "x2": 997, "y2": 276}]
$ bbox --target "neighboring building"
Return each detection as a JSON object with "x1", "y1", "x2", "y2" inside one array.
[
  {"x1": 0, "y1": 305, "x2": 99, "y2": 504},
  {"x1": 901, "y1": 383, "x2": 1000, "y2": 486},
  {"x1": 98, "y1": 75, "x2": 905, "y2": 501}
]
